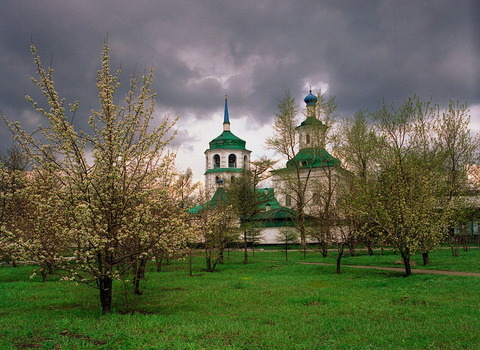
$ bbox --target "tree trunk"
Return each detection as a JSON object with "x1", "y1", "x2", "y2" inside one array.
[
  {"x1": 40, "y1": 267, "x2": 47, "y2": 283},
  {"x1": 205, "y1": 246, "x2": 211, "y2": 272},
  {"x1": 451, "y1": 246, "x2": 459, "y2": 257},
  {"x1": 299, "y1": 223, "x2": 306, "y2": 259},
  {"x1": 366, "y1": 243, "x2": 374, "y2": 256},
  {"x1": 243, "y1": 230, "x2": 248, "y2": 265},
  {"x1": 99, "y1": 276, "x2": 113, "y2": 314},
  {"x1": 336, "y1": 257, "x2": 341, "y2": 274},
  {"x1": 156, "y1": 257, "x2": 163, "y2": 272},
  {"x1": 188, "y1": 251, "x2": 193, "y2": 277},
  {"x1": 320, "y1": 242, "x2": 328, "y2": 258},
  {"x1": 218, "y1": 248, "x2": 224, "y2": 264},
  {"x1": 463, "y1": 240, "x2": 469, "y2": 252},
  {"x1": 133, "y1": 258, "x2": 147, "y2": 295},
  {"x1": 422, "y1": 252, "x2": 430, "y2": 266},
  {"x1": 400, "y1": 249, "x2": 412, "y2": 277},
  {"x1": 348, "y1": 242, "x2": 355, "y2": 256},
  {"x1": 336, "y1": 244, "x2": 345, "y2": 274},
  {"x1": 206, "y1": 254, "x2": 213, "y2": 272}
]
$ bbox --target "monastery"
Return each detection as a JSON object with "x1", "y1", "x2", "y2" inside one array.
[{"x1": 191, "y1": 91, "x2": 344, "y2": 244}]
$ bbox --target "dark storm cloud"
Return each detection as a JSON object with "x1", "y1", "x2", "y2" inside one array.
[{"x1": 1, "y1": 0, "x2": 478, "y2": 149}]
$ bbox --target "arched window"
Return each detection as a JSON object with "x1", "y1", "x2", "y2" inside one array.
[
  {"x1": 306, "y1": 134, "x2": 310, "y2": 144},
  {"x1": 285, "y1": 195, "x2": 292, "y2": 207},
  {"x1": 301, "y1": 160, "x2": 308, "y2": 167},
  {"x1": 213, "y1": 154, "x2": 220, "y2": 168},
  {"x1": 243, "y1": 155, "x2": 248, "y2": 169},
  {"x1": 228, "y1": 154, "x2": 237, "y2": 168},
  {"x1": 216, "y1": 176, "x2": 223, "y2": 185},
  {"x1": 231, "y1": 176, "x2": 236, "y2": 183}
]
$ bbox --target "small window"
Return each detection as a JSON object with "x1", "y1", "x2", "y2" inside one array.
[
  {"x1": 228, "y1": 154, "x2": 237, "y2": 168},
  {"x1": 216, "y1": 176, "x2": 223, "y2": 185},
  {"x1": 306, "y1": 134, "x2": 310, "y2": 144},
  {"x1": 301, "y1": 160, "x2": 308, "y2": 167},
  {"x1": 243, "y1": 155, "x2": 248, "y2": 169},
  {"x1": 285, "y1": 195, "x2": 292, "y2": 207},
  {"x1": 213, "y1": 154, "x2": 220, "y2": 168}
]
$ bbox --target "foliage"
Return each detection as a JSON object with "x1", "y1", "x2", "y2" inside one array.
[
  {"x1": 225, "y1": 170, "x2": 263, "y2": 264},
  {"x1": 193, "y1": 188, "x2": 239, "y2": 272},
  {"x1": 3, "y1": 43, "x2": 186, "y2": 313},
  {"x1": 0, "y1": 145, "x2": 29, "y2": 265},
  {"x1": 349, "y1": 96, "x2": 457, "y2": 275},
  {"x1": 10, "y1": 167, "x2": 69, "y2": 281},
  {"x1": 266, "y1": 91, "x2": 337, "y2": 253}
]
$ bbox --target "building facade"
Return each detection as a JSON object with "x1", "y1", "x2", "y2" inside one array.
[{"x1": 204, "y1": 97, "x2": 251, "y2": 194}]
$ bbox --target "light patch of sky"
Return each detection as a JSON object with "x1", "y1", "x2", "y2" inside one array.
[
  {"x1": 175, "y1": 112, "x2": 278, "y2": 186},
  {"x1": 177, "y1": 48, "x2": 234, "y2": 84},
  {"x1": 470, "y1": 104, "x2": 480, "y2": 134},
  {"x1": 303, "y1": 81, "x2": 329, "y2": 94}
]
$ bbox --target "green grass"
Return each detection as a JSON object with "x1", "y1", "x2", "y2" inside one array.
[{"x1": 1, "y1": 249, "x2": 480, "y2": 349}]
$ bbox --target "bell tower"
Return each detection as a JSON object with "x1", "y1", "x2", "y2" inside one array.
[{"x1": 204, "y1": 96, "x2": 251, "y2": 194}]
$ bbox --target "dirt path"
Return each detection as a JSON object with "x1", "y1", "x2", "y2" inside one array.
[{"x1": 299, "y1": 262, "x2": 480, "y2": 277}]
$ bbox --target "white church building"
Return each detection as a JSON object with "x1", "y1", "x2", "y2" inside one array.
[{"x1": 192, "y1": 92, "x2": 343, "y2": 244}]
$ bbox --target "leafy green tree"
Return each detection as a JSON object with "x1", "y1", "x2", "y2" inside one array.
[
  {"x1": 266, "y1": 91, "x2": 337, "y2": 257},
  {"x1": 0, "y1": 145, "x2": 29, "y2": 266},
  {"x1": 436, "y1": 100, "x2": 480, "y2": 254},
  {"x1": 355, "y1": 96, "x2": 452, "y2": 276},
  {"x1": 11, "y1": 167, "x2": 69, "y2": 281},
  {"x1": 4, "y1": 43, "x2": 183, "y2": 313},
  {"x1": 335, "y1": 111, "x2": 380, "y2": 255},
  {"x1": 194, "y1": 189, "x2": 238, "y2": 272},
  {"x1": 307, "y1": 165, "x2": 355, "y2": 273}
]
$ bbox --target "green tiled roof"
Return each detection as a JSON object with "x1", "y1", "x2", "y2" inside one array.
[
  {"x1": 285, "y1": 148, "x2": 340, "y2": 169},
  {"x1": 204, "y1": 168, "x2": 245, "y2": 175},
  {"x1": 188, "y1": 187, "x2": 228, "y2": 214},
  {"x1": 297, "y1": 117, "x2": 326, "y2": 128},
  {"x1": 188, "y1": 187, "x2": 296, "y2": 228},
  {"x1": 209, "y1": 131, "x2": 246, "y2": 150}
]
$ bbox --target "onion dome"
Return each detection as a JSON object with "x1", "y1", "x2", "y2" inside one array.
[{"x1": 304, "y1": 90, "x2": 318, "y2": 106}]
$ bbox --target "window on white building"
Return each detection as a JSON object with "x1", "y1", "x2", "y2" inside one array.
[
  {"x1": 213, "y1": 154, "x2": 220, "y2": 168},
  {"x1": 229, "y1": 154, "x2": 237, "y2": 168}
]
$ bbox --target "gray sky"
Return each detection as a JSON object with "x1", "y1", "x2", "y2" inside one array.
[{"x1": 1, "y1": 0, "x2": 479, "y2": 180}]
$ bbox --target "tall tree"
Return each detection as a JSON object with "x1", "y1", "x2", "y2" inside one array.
[
  {"x1": 335, "y1": 111, "x2": 380, "y2": 254},
  {"x1": 0, "y1": 145, "x2": 29, "y2": 266},
  {"x1": 436, "y1": 100, "x2": 480, "y2": 254},
  {"x1": 4, "y1": 43, "x2": 182, "y2": 313},
  {"x1": 355, "y1": 96, "x2": 452, "y2": 276},
  {"x1": 194, "y1": 188, "x2": 238, "y2": 272},
  {"x1": 226, "y1": 170, "x2": 261, "y2": 264},
  {"x1": 266, "y1": 91, "x2": 337, "y2": 256}
]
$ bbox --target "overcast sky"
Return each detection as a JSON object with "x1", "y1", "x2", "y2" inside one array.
[{"x1": 1, "y1": 0, "x2": 479, "y2": 181}]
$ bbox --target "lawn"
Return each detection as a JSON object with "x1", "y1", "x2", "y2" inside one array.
[{"x1": 1, "y1": 248, "x2": 479, "y2": 349}]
